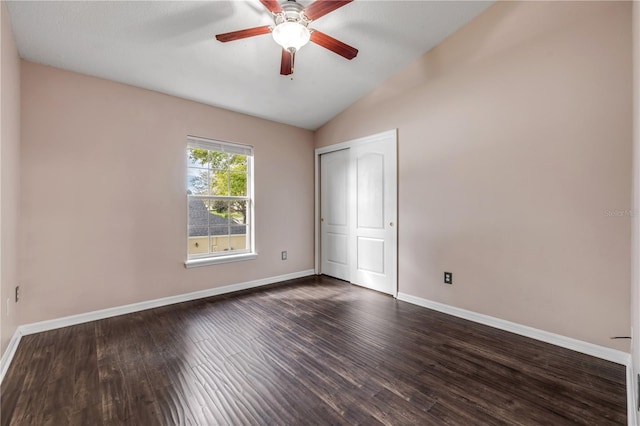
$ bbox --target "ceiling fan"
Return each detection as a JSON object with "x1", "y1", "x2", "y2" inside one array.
[{"x1": 215, "y1": 0, "x2": 358, "y2": 76}]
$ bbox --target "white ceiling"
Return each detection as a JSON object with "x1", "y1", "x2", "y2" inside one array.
[{"x1": 6, "y1": 0, "x2": 493, "y2": 130}]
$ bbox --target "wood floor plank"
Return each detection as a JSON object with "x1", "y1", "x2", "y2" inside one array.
[
  {"x1": 439, "y1": 341, "x2": 625, "y2": 424},
  {"x1": 6, "y1": 338, "x2": 55, "y2": 425},
  {"x1": 69, "y1": 402, "x2": 103, "y2": 426},
  {"x1": 41, "y1": 378, "x2": 74, "y2": 426},
  {"x1": 191, "y1": 361, "x2": 272, "y2": 425},
  {"x1": 0, "y1": 275, "x2": 627, "y2": 425},
  {"x1": 72, "y1": 322, "x2": 100, "y2": 408}
]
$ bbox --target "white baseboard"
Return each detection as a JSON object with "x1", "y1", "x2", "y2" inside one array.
[
  {"x1": 0, "y1": 269, "x2": 314, "y2": 384},
  {"x1": 20, "y1": 269, "x2": 315, "y2": 336},
  {"x1": 396, "y1": 292, "x2": 630, "y2": 366},
  {"x1": 0, "y1": 328, "x2": 23, "y2": 384}
]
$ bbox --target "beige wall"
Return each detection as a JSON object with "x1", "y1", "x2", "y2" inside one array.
[
  {"x1": 0, "y1": 1, "x2": 21, "y2": 355},
  {"x1": 316, "y1": 1, "x2": 632, "y2": 350},
  {"x1": 631, "y1": 0, "x2": 639, "y2": 413},
  {"x1": 19, "y1": 61, "x2": 314, "y2": 324}
]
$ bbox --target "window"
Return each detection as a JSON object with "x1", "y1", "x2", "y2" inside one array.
[{"x1": 185, "y1": 136, "x2": 255, "y2": 267}]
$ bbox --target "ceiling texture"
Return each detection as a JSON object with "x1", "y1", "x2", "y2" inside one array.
[{"x1": 6, "y1": 1, "x2": 493, "y2": 130}]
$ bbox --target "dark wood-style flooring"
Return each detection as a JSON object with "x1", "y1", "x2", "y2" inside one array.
[{"x1": 1, "y1": 275, "x2": 627, "y2": 425}]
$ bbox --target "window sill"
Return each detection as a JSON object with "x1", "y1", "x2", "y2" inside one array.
[{"x1": 185, "y1": 253, "x2": 258, "y2": 268}]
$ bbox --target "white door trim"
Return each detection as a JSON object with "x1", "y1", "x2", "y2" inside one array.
[{"x1": 314, "y1": 129, "x2": 398, "y2": 295}]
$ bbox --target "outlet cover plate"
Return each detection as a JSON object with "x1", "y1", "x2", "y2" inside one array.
[{"x1": 444, "y1": 272, "x2": 452, "y2": 284}]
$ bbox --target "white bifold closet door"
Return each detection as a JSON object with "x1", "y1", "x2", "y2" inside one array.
[
  {"x1": 320, "y1": 132, "x2": 397, "y2": 296},
  {"x1": 320, "y1": 149, "x2": 350, "y2": 281}
]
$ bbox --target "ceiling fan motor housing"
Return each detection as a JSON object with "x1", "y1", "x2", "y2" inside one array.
[{"x1": 276, "y1": 1, "x2": 309, "y2": 26}]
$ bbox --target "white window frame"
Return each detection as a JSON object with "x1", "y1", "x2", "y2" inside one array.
[{"x1": 185, "y1": 135, "x2": 256, "y2": 268}]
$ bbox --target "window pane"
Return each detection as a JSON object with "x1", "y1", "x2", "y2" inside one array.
[
  {"x1": 188, "y1": 226, "x2": 208, "y2": 238},
  {"x1": 187, "y1": 224, "x2": 209, "y2": 256},
  {"x1": 188, "y1": 198, "x2": 211, "y2": 227},
  {"x1": 206, "y1": 200, "x2": 230, "y2": 223},
  {"x1": 230, "y1": 224, "x2": 248, "y2": 251},
  {"x1": 210, "y1": 151, "x2": 229, "y2": 170},
  {"x1": 209, "y1": 234, "x2": 229, "y2": 253},
  {"x1": 187, "y1": 148, "x2": 210, "y2": 169},
  {"x1": 188, "y1": 235, "x2": 209, "y2": 255},
  {"x1": 229, "y1": 200, "x2": 247, "y2": 224},
  {"x1": 187, "y1": 169, "x2": 209, "y2": 195},
  {"x1": 209, "y1": 225, "x2": 229, "y2": 236},
  {"x1": 229, "y1": 154, "x2": 247, "y2": 169},
  {"x1": 209, "y1": 226, "x2": 230, "y2": 252},
  {"x1": 210, "y1": 170, "x2": 230, "y2": 196},
  {"x1": 219, "y1": 236, "x2": 232, "y2": 252},
  {"x1": 229, "y1": 171, "x2": 247, "y2": 196},
  {"x1": 229, "y1": 233, "x2": 247, "y2": 251},
  {"x1": 229, "y1": 154, "x2": 248, "y2": 196}
]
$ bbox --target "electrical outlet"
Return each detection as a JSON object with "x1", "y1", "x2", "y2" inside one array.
[
  {"x1": 15, "y1": 285, "x2": 20, "y2": 303},
  {"x1": 281, "y1": 251, "x2": 287, "y2": 261},
  {"x1": 444, "y1": 272, "x2": 453, "y2": 284}
]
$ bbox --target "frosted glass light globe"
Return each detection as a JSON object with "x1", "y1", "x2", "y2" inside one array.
[{"x1": 272, "y1": 22, "x2": 310, "y2": 52}]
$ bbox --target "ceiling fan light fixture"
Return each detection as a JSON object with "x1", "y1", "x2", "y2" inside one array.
[
  {"x1": 272, "y1": 21, "x2": 310, "y2": 52},
  {"x1": 215, "y1": 0, "x2": 357, "y2": 76}
]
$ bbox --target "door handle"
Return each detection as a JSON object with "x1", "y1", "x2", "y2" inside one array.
[{"x1": 390, "y1": 222, "x2": 394, "y2": 227}]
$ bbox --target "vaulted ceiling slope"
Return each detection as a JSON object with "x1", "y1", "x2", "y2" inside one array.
[{"x1": 6, "y1": 1, "x2": 493, "y2": 130}]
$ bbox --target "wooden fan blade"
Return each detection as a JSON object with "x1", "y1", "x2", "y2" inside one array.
[
  {"x1": 310, "y1": 30, "x2": 358, "y2": 60},
  {"x1": 280, "y1": 49, "x2": 293, "y2": 75},
  {"x1": 215, "y1": 25, "x2": 271, "y2": 42},
  {"x1": 260, "y1": 0, "x2": 283, "y2": 14},
  {"x1": 303, "y1": 0, "x2": 352, "y2": 21}
]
